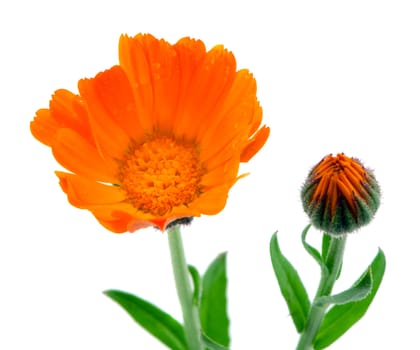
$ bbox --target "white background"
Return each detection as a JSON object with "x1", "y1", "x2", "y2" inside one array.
[{"x1": 1, "y1": 1, "x2": 419, "y2": 349}]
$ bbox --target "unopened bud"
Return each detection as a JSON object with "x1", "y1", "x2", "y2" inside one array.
[{"x1": 301, "y1": 153, "x2": 380, "y2": 235}]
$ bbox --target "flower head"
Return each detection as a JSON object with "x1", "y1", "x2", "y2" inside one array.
[
  {"x1": 30, "y1": 33, "x2": 269, "y2": 233},
  {"x1": 301, "y1": 153, "x2": 380, "y2": 235}
]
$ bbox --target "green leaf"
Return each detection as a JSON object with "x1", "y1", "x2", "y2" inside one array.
[
  {"x1": 188, "y1": 265, "x2": 201, "y2": 306},
  {"x1": 104, "y1": 289, "x2": 187, "y2": 350},
  {"x1": 313, "y1": 249, "x2": 386, "y2": 350},
  {"x1": 199, "y1": 252, "x2": 230, "y2": 347},
  {"x1": 315, "y1": 268, "x2": 373, "y2": 307},
  {"x1": 270, "y1": 232, "x2": 310, "y2": 333},
  {"x1": 201, "y1": 332, "x2": 230, "y2": 350}
]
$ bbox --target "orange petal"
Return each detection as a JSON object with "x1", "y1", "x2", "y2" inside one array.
[
  {"x1": 200, "y1": 69, "x2": 256, "y2": 137},
  {"x1": 86, "y1": 65, "x2": 143, "y2": 141},
  {"x1": 200, "y1": 103, "x2": 250, "y2": 169},
  {"x1": 199, "y1": 69, "x2": 259, "y2": 163},
  {"x1": 189, "y1": 184, "x2": 231, "y2": 215},
  {"x1": 135, "y1": 35, "x2": 181, "y2": 134},
  {"x1": 56, "y1": 171, "x2": 126, "y2": 208},
  {"x1": 78, "y1": 68, "x2": 132, "y2": 160},
  {"x1": 89, "y1": 203, "x2": 170, "y2": 233},
  {"x1": 53, "y1": 129, "x2": 118, "y2": 183},
  {"x1": 90, "y1": 206, "x2": 154, "y2": 233},
  {"x1": 173, "y1": 45, "x2": 237, "y2": 140},
  {"x1": 49, "y1": 89, "x2": 93, "y2": 142},
  {"x1": 170, "y1": 38, "x2": 206, "y2": 135},
  {"x1": 119, "y1": 34, "x2": 155, "y2": 133},
  {"x1": 30, "y1": 90, "x2": 93, "y2": 146},
  {"x1": 30, "y1": 109, "x2": 59, "y2": 146},
  {"x1": 201, "y1": 156, "x2": 240, "y2": 188},
  {"x1": 240, "y1": 125, "x2": 270, "y2": 162},
  {"x1": 200, "y1": 115, "x2": 249, "y2": 171},
  {"x1": 247, "y1": 100, "x2": 263, "y2": 137}
]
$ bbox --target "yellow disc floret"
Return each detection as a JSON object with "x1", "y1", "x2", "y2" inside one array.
[{"x1": 119, "y1": 136, "x2": 203, "y2": 216}]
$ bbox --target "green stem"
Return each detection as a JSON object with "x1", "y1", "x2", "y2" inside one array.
[
  {"x1": 167, "y1": 225, "x2": 204, "y2": 350},
  {"x1": 296, "y1": 235, "x2": 347, "y2": 350}
]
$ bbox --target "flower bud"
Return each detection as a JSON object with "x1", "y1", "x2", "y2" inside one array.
[{"x1": 301, "y1": 153, "x2": 380, "y2": 235}]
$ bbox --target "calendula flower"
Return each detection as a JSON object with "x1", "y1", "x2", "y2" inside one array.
[
  {"x1": 301, "y1": 153, "x2": 380, "y2": 235},
  {"x1": 30, "y1": 33, "x2": 269, "y2": 233}
]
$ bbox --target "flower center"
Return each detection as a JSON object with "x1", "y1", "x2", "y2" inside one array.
[{"x1": 118, "y1": 136, "x2": 203, "y2": 216}]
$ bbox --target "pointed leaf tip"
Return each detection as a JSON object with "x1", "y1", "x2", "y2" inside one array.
[
  {"x1": 104, "y1": 289, "x2": 187, "y2": 350},
  {"x1": 202, "y1": 331, "x2": 230, "y2": 350}
]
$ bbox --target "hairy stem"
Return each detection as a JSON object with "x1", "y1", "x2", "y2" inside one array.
[
  {"x1": 296, "y1": 235, "x2": 347, "y2": 350},
  {"x1": 168, "y1": 225, "x2": 204, "y2": 350}
]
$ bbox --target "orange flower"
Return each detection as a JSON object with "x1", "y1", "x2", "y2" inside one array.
[
  {"x1": 30, "y1": 34, "x2": 269, "y2": 233},
  {"x1": 301, "y1": 153, "x2": 380, "y2": 235}
]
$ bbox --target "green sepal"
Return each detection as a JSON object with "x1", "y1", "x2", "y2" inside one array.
[
  {"x1": 301, "y1": 225, "x2": 328, "y2": 278},
  {"x1": 301, "y1": 224, "x2": 322, "y2": 265},
  {"x1": 188, "y1": 265, "x2": 201, "y2": 306},
  {"x1": 199, "y1": 252, "x2": 230, "y2": 347},
  {"x1": 270, "y1": 232, "x2": 310, "y2": 333},
  {"x1": 314, "y1": 268, "x2": 373, "y2": 307},
  {"x1": 313, "y1": 249, "x2": 386, "y2": 350},
  {"x1": 104, "y1": 289, "x2": 187, "y2": 350},
  {"x1": 201, "y1": 332, "x2": 230, "y2": 350}
]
